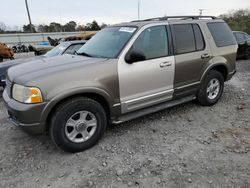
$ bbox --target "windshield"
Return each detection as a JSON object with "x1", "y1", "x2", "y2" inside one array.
[
  {"x1": 45, "y1": 42, "x2": 70, "y2": 57},
  {"x1": 77, "y1": 27, "x2": 137, "y2": 58}
]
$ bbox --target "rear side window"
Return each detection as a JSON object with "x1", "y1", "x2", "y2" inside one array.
[
  {"x1": 172, "y1": 24, "x2": 205, "y2": 54},
  {"x1": 207, "y1": 22, "x2": 236, "y2": 47}
]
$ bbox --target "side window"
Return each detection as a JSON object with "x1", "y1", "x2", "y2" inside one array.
[
  {"x1": 172, "y1": 24, "x2": 205, "y2": 54},
  {"x1": 244, "y1": 34, "x2": 249, "y2": 40},
  {"x1": 64, "y1": 44, "x2": 84, "y2": 54},
  {"x1": 193, "y1": 24, "x2": 205, "y2": 51},
  {"x1": 131, "y1": 26, "x2": 169, "y2": 60},
  {"x1": 207, "y1": 22, "x2": 236, "y2": 47},
  {"x1": 235, "y1": 33, "x2": 245, "y2": 42}
]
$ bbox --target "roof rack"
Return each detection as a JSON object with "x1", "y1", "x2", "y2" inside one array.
[{"x1": 132, "y1": 16, "x2": 218, "y2": 22}]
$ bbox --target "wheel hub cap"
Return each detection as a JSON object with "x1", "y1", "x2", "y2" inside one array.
[
  {"x1": 207, "y1": 78, "x2": 220, "y2": 100},
  {"x1": 65, "y1": 111, "x2": 97, "y2": 143},
  {"x1": 75, "y1": 121, "x2": 86, "y2": 132}
]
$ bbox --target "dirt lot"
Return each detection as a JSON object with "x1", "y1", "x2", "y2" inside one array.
[{"x1": 0, "y1": 57, "x2": 249, "y2": 188}]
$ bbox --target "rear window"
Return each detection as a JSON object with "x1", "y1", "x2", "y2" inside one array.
[{"x1": 207, "y1": 22, "x2": 236, "y2": 47}]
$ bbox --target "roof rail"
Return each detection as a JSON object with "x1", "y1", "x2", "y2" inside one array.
[{"x1": 131, "y1": 16, "x2": 218, "y2": 22}]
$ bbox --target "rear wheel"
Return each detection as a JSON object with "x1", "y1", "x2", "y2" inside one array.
[
  {"x1": 49, "y1": 97, "x2": 107, "y2": 153},
  {"x1": 197, "y1": 70, "x2": 224, "y2": 106}
]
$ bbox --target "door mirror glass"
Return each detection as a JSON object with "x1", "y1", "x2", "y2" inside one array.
[{"x1": 125, "y1": 50, "x2": 146, "y2": 64}]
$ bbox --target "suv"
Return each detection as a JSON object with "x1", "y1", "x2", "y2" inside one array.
[{"x1": 3, "y1": 16, "x2": 237, "y2": 153}]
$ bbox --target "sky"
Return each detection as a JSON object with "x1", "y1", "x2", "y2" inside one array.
[{"x1": 0, "y1": 0, "x2": 249, "y2": 29}]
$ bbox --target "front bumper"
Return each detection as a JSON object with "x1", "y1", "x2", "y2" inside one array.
[{"x1": 3, "y1": 89, "x2": 47, "y2": 135}]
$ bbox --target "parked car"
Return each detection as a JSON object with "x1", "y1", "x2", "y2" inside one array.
[
  {"x1": 3, "y1": 16, "x2": 237, "y2": 153},
  {"x1": 0, "y1": 40, "x2": 86, "y2": 87},
  {"x1": 233, "y1": 31, "x2": 250, "y2": 59}
]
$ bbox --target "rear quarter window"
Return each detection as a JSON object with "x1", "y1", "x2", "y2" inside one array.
[{"x1": 207, "y1": 22, "x2": 236, "y2": 47}]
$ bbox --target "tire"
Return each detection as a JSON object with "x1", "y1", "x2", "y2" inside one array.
[
  {"x1": 0, "y1": 56, "x2": 3, "y2": 62},
  {"x1": 49, "y1": 97, "x2": 107, "y2": 153},
  {"x1": 197, "y1": 70, "x2": 224, "y2": 106},
  {"x1": 243, "y1": 47, "x2": 250, "y2": 60}
]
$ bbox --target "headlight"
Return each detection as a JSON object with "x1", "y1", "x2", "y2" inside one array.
[{"x1": 12, "y1": 84, "x2": 43, "y2": 104}]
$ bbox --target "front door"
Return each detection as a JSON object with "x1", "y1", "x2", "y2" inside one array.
[{"x1": 118, "y1": 24, "x2": 175, "y2": 113}]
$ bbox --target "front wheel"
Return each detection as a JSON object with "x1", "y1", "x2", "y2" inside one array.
[
  {"x1": 197, "y1": 70, "x2": 224, "y2": 106},
  {"x1": 49, "y1": 97, "x2": 107, "y2": 153}
]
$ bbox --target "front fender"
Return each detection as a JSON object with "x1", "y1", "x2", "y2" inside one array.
[{"x1": 39, "y1": 87, "x2": 113, "y2": 123}]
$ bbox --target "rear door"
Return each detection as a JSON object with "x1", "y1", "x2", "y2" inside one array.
[
  {"x1": 118, "y1": 24, "x2": 175, "y2": 113},
  {"x1": 171, "y1": 23, "x2": 211, "y2": 97}
]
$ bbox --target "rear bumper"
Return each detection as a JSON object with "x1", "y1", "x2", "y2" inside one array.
[{"x1": 3, "y1": 89, "x2": 47, "y2": 135}]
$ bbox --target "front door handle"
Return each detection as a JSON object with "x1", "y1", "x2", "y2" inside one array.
[
  {"x1": 160, "y1": 61, "x2": 172, "y2": 68},
  {"x1": 201, "y1": 54, "x2": 210, "y2": 59}
]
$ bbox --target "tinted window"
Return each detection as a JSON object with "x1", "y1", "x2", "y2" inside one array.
[
  {"x1": 235, "y1": 33, "x2": 245, "y2": 42},
  {"x1": 193, "y1": 24, "x2": 205, "y2": 51},
  {"x1": 64, "y1": 44, "x2": 84, "y2": 54},
  {"x1": 173, "y1": 24, "x2": 195, "y2": 54},
  {"x1": 45, "y1": 42, "x2": 69, "y2": 57},
  {"x1": 207, "y1": 22, "x2": 236, "y2": 47},
  {"x1": 244, "y1": 34, "x2": 249, "y2": 39},
  {"x1": 131, "y1": 26, "x2": 169, "y2": 60}
]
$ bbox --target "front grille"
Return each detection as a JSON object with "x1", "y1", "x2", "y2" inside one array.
[{"x1": 5, "y1": 78, "x2": 12, "y2": 97}]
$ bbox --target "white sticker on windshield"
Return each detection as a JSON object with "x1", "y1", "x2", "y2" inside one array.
[{"x1": 119, "y1": 27, "x2": 136, "y2": 33}]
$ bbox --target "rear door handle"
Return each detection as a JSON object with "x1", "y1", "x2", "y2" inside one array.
[
  {"x1": 160, "y1": 61, "x2": 172, "y2": 68},
  {"x1": 201, "y1": 54, "x2": 210, "y2": 59}
]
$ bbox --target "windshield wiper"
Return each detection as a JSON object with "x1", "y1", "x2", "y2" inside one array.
[{"x1": 75, "y1": 51, "x2": 93, "y2": 57}]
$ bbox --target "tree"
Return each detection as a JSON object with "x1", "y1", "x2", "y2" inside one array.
[
  {"x1": 49, "y1": 22, "x2": 62, "y2": 32},
  {"x1": 85, "y1": 20, "x2": 101, "y2": 31},
  {"x1": 23, "y1": 24, "x2": 36, "y2": 33},
  {"x1": 0, "y1": 21, "x2": 6, "y2": 33},
  {"x1": 100, "y1": 23, "x2": 108, "y2": 29},
  {"x1": 63, "y1": 21, "x2": 77, "y2": 32},
  {"x1": 219, "y1": 9, "x2": 250, "y2": 34},
  {"x1": 76, "y1": 24, "x2": 85, "y2": 31}
]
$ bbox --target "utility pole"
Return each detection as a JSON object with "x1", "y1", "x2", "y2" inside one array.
[
  {"x1": 25, "y1": 0, "x2": 33, "y2": 32},
  {"x1": 138, "y1": 0, "x2": 140, "y2": 20},
  {"x1": 199, "y1": 9, "x2": 204, "y2": 16}
]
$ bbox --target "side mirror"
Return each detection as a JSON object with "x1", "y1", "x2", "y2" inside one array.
[{"x1": 125, "y1": 50, "x2": 146, "y2": 64}]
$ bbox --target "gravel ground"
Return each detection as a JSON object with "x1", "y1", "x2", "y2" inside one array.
[{"x1": 0, "y1": 56, "x2": 249, "y2": 188}]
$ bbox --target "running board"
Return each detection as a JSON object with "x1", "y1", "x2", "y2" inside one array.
[{"x1": 112, "y1": 95, "x2": 196, "y2": 124}]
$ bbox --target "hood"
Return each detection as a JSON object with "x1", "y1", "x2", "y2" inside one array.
[
  {"x1": 7, "y1": 54, "x2": 108, "y2": 84},
  {"x1": 0, "y1": 56, "x2": 44, "y2": 74}
]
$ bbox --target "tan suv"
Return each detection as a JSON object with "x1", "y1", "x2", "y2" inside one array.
[{"x1": 3, "y1": 16, "x2": 237, "y2": 153}]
